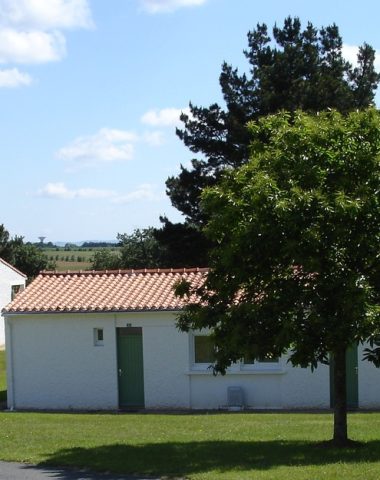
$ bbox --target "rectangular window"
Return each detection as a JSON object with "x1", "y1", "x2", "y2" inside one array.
[
  {"x1": 94, "y1": 328, "x2": 104, "y2": 346},
  {"x1": 194, "y1": 335, "x2": 215, "y2": 364},
  {"x1": 11, "y1": 284, "x2": 24, "y2": 300}
]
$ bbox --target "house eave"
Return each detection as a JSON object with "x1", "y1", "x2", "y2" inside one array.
[{"x1": 2, "y1": 308, "x2": 183, "y2": 317}]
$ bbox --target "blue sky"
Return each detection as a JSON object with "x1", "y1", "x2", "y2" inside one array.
[{"x1": 1, "y1": 0, "x2": 380, "y2": 243}]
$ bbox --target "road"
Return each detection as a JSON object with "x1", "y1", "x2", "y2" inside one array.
[{"x1": 0, "y1": 462, "x2": 159, "y2": 480}]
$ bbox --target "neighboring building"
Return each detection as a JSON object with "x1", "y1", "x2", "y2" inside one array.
[
  {"x1": 2, "y1": 268, "x2": 380, "y2": 411},
  {"x1": 0, "y1": 258, "x2": 26, "y2": 347}
]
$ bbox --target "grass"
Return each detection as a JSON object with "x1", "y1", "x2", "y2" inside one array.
[
  {"x1": 1, "y1": 411, "x2": 380, "y2": 479},
  {"x1": 0, "y1": 349, "x2": 6, "y2": 403}
]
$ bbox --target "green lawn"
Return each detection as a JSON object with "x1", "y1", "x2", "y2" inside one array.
[
  {"x1": 1, "y1": 411, "x2": 380, "y2": 479},
  {"x1": 0, "y1": 349, "x2": 6, "y2": 403}
]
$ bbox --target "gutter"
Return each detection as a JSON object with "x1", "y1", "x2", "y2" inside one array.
[{"x1": 3, "y1": 308, "x2": 183, "y2": 317}]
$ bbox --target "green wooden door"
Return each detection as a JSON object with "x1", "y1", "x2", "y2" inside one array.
[
  {"x1": 117, "y1": 327, "x2": 145, "y2": 408},
  {"x1": 330, "y1": 345, "x2": 358, "y2": 409}
]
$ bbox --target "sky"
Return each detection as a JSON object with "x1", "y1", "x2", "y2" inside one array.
[{"x1": 1, "y1": 0, "x2": 380, "y2": 243}]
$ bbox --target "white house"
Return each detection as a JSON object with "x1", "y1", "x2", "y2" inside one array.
[
  {"x1": 0, "y1": 258, "x2": 26, "y2": 347},
  {"x1": 2, "y1": 268, "x2": 380, "y2": 411}
]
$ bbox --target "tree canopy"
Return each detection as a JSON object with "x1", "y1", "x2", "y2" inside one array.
[
  {"x1": 0, "y1": 224, "x2": 52, "y2": 279},
  {"x1": 158, "y1": 17, "x2": 380, "y2": 264},
  {"x1": 91, "y1": 228, "x2": 168, "y2": 270},
  {"x1": 176, "y1": 109, "x2": 380, "y2": 445}
]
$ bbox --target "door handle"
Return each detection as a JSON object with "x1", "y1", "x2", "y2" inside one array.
[{"x1": 118, "y1": 368, "x2": 122, "y2": 377}]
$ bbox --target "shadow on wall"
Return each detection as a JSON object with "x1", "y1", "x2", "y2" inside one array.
[{"x1": 38, "y1": 440, "x2": 380, "y2": 478}]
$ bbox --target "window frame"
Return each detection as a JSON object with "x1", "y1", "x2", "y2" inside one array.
[
  {"x1": 190, "y1": 332, "x2": 216, "y2": 371},
  {"x1": 189, "y1": 331, "x2": 282, "y2": 373},
  {"x1": 240, "y1": 354, "x2": 280, "y2": 371},
  {"x1": 93, "y1": 328, "x2": 104, "y2": 346},
  {"x1": 11, "y1": 284, "x2": 24, "y2": 300}
]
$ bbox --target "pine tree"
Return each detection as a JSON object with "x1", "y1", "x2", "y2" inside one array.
[{"x1": 156, "y1": 17, "x2": 379, "y2": 264}]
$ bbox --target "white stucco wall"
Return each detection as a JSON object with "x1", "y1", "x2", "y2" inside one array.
[
  {"x1": 358, "y1": 343, "x2": 380, "y2": 408},
  {"x1": 5, "y1": 310, "x2": 380, "y2": 410},
  {"x1": 188, "y1": 354, "x2": 330, "y2": 410},
  {"x1": 6, "y1": 314, "x2": 119, "y2": 410},
  {"x1": 0, "y1": 261, "x2": 26, "y2": 346}
]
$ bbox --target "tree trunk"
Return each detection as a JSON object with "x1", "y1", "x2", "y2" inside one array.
[{"x1": 333, "y1": 346, "x2": 348, "y2": 445}]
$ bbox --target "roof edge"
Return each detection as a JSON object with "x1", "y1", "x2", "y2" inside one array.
[
  {"x1": 39, "y1": 267, "x2": 209, "y2": 277},
  {"x1": 3, "y1": 307, "x2": 183, "y2": 316},
  {"x1": 0, "y1": 257, "x2": 27, "y2": 278}
]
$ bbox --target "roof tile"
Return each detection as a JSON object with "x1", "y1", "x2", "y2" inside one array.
[{"x1": 3, "y1": 268, "x2": 207, "y2": 314}]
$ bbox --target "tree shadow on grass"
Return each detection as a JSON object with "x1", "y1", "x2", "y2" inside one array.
[{"x1": 40, "y1": 439, "x2": 380, "y2": 478}]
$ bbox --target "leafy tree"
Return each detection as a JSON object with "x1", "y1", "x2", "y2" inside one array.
[
  {"x1": 118, "y1": 228, "x2": 165, "y2": 269},
  {"x1": 91, "y1": 248, "x2": 122, "y2": 270},
  {"x1": 12, "y1": 242, "x2": 53, "y2": 279},
  {"x1": 0, "y1": 224, "x2": 13, "y2": 260},
  {"x1": 153, "y1": 216, "x2": 210, "y2": 267},
  {"x1": 159, "y1": 17, "x2": 379, "y2": 263},
  {"x1": 176, "y1": 110, "x2": 380, "y2": 446},
  {"x1": 91, "y1": 228, "x2": 168, "y2": 270},
  {"x1": 0, "y1": 224, "x2": 53, "y2": 279}
]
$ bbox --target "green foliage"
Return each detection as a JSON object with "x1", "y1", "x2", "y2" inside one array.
[
  {"x1": 91, "y1": 248, "x2": 121, "y2": 270},
  {"x1": 117, "y1": 228, "x2": 165, "y2": 269},
  {"x1": 91, "y1": 228, "x2": 167, "y2": 270},
  {"x1": 158, "y1": 17, "x2": 380, "y2": 265},
  {"x1": 153, "y1": 216, "x2": 210, "y2": 267},
  {"x1": 177, "y1": 110, "x2": 380, "y2": 443},
  {"x1": 0, "y1": 224, "x2": 53, "y2": 279},
  {"x1": 178, "y1": 109, "x2": 380, "y2": 373}
]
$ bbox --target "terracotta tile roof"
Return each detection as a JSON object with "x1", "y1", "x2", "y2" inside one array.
[
  {"x1": 0, "y1": 257, "x2": 27, "y2": 278},
  {"x1": 2, "y1": 268, "x2": 208, "y2": 314}
]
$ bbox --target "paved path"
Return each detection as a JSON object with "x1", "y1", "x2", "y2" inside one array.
[{"x1": 0, "y1": 462, "x2": 158, "y2": 480}]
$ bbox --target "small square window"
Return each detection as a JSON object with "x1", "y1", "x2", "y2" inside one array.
[
  {"x1": 94, "y1": 328, "x2": 104, "y2": 346},
  {"x1": 11, "y1": 284, "x2": 24, "y2": 300}
]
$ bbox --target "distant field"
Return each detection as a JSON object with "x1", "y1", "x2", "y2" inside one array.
[{"x1": 43, "y1": 247, "x2": 121, "y2": 272}]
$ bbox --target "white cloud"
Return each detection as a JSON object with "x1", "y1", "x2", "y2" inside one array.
[
  {"x1": 57, "y1": 128, "x2": 138, "y2": 167},
  {"x1": 143, "y1": 130, "x2": 166, "y2": 146},
  {"x1": 0, "y1": 67, "x2": 32, "y2": 87},
  {"x1": 342, "y1": 43, "x2": 380, "y2": 71},
  {"x1": 141, "y1": 107, "x2": 190, "y2": 127},
  {"x1": 37, "y1": 182, "x2": 115, "y2": 200},
  {"x1": 57, "y1": 126, "x2": 167, "y2": 169},
  {"x1": 111, "y1": 184, "x2": 158, "y2": 204},
  {"x1": 0, "y1": 0, "x2": 93, "y2": 30},
  {"x1": 140, "y1": 0, "x2": 207, "y2": 14},
  {"x1": 37, "y1": 182, "x2": 159, "y2": 204},
  {"x1": 0, "y1": 29, "x2": 66, "y2": 64},
  {"x1": 0, "y1": 0, "x2": 93, "y2": 86}
]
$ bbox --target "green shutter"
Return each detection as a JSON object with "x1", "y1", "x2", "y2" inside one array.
[{"x1": 330, "y1": 345, "x2": 358, "y2": 409}]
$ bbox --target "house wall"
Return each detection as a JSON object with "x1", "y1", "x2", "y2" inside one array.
[
  {"x1": 358, "y1": 343, "x2": 380, "y2": 408},
  {"x1": 6, "y1": 314, "x2": 119, "y2": 410},
  {"x1": 0, "y1": 262, "x2": 25, "y2": 346},
  {"x1": 5, "y1": 311, "x2": 380, "y2": 410},
  {"x1": 188, "y1": 355, "x2": 330, "y2": 410}
]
